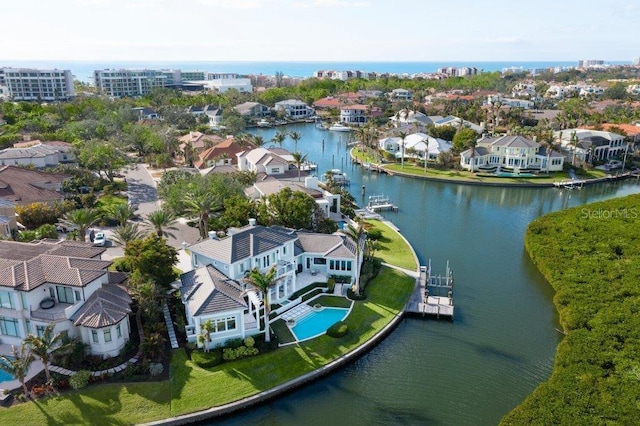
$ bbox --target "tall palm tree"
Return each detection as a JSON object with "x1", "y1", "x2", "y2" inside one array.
[
  {"x1": 342, "y1": 218, "x2": 365, "y2": 296},
  {"x1": 184, "y1": 189, "x2": 217, "y2": 239},
  {"x1": 61, "y1": 208, "x2": 100, "y2": 242},
  {"x1": 0, "y1": 345, "x2": 34, "y2": 398},
  {"x1": 291, "y1": 151, "x2": 308, "y2": 181},
  {"x1": 111, "y1": 222, "x2": 144, "y2": 247},
  {"x1": 569, "y1": 131, "x2": 579, "y2": 165},
  {"x1": 144, "y1": 209, "x2": 178, "y2": 239},
  {"x1": 24, "y1": 324, "x2": 72, "y2": 383},
  {"x1": 244, "y1": 266, "x2": 280, "y2": 343},
  {"x1": 252, "y1": 135, "x2": 266, "y2": 148},
  {"x1": 103, "y1": 203, "x2": 136, "y2": 227},
  {"x1": 271, "y1": 131, "x2": 287, "y2": 148},
  {"x1": 398, "y1": 131, "x2": 408, "y2": 169},
  {"x1": 288, "y1": 130, "x2": 302, "y2": 151},
  {"x1": 198, "y1": 319, "x2": 215, "y2": 352}
]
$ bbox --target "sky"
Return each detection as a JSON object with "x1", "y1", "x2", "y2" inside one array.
[{"x1": 1, "y1": 0, "x2": 639, "y2": 62}]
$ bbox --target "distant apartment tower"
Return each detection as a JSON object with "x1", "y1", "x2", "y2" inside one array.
[
  {"x1": 437, "y1": 67, "x2": 479, "y2": 77},
  {"x1": 0, "y1": 68, "x2": 74, "y2": 101},
  {"x1": 633, "y1": 57, "x2": 640, "y2": 66},
  {"x1": 578, "y1": 60, "x2": 605, "y2": 68},
  {"x1": 94, "y1": 69, "x2": 250, "y2": 97}
]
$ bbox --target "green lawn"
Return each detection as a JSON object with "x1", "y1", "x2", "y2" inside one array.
[
  {"x1": 310, "y1": 295, "x2": 352, "y2": 308},
  {"x1": 365, "y1": 219, "x2": 418, "y2": 271},
  {"x1": 0, "y1": 267, "x2": 414, "y2": 423},
  {"x1": 0, "y1": 381, "x2": 171, "y2": 425},
  {"x1": 271, "y1": 318, "x2": 296, "y2": 344}
]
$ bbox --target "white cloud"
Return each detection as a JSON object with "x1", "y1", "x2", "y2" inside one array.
[
  {"x1": 197, "y1": 0, "x2": 263, "y2": 8},
  {"x1": 294, "y1": 0, "x2": 370, "y2": 8}
]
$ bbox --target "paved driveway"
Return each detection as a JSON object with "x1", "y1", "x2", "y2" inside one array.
[{"x1": 100, "y1": 164, "x2": 201, "y2": 260}]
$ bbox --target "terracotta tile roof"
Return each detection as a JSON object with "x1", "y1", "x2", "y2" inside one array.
[
  {"x1": 588, "y1": 123, "x2": 640, "y2": 136},
  {"x1": 0, "y1": 165, "x2": 69, "y2": 204},
  {"x1": 71, "y1": 284, "x2": 132, "y2": 328},
  {"x1": 0, "y1": 254, "x2": 110, "y2": 290},
  {"x1": 196, "y1": 137, "x2": 246, "y2": 168},
  {"x1": 178, "y1": 132, "x2": 224, "y2": 151}
]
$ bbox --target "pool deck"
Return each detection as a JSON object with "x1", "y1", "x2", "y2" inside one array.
[{"x1": 0, "y1": 343, "x2": 44, "y2": 392}]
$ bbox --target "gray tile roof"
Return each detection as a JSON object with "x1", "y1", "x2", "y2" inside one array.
[
  {"x1": 71, "y1": 284, "x2": 132, "y2": 328},
  {"x1": 0, "y1": 143, "x2": 59, "y2": 160},
  {"x1": 296, "y1": 232, "x2": 356, "y2": 258},
  {"x1": 489, "y1": 135, "x2": 540, "y2": 149},
  {"x1": 189, "y1": 225, "x2": 297, "y2": 264},
  {"x1": 0, "y1": 240, "x2": 104, "y2": 261},
  {"x1": 180, "y1": 265, "x2": 247, "y2": 316}
]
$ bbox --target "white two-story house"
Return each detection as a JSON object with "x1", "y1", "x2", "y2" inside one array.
[
  {"x1": 0, "y1": 240, "x2": 132, "y2": 358},
  {"x1": 460, "y1": 135, "x2": 565, "y2": 172},
  {"x1": 274, "y1": 99, "x2": 315, "y2": 119},
  {"x1": 236, "y1": 147, "x2": 290, "y2": 176},
  {"x1": 181, "y1": 222, "x2": 359, "y2": 347}
]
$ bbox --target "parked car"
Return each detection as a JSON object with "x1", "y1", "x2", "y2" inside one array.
[{"x1": 93, "y1": 232, "x2": 107, "y2": 247}]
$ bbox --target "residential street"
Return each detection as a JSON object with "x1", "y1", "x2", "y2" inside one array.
[{"x1": 99, "y1": 164, "x2": 200, "y2": 261}]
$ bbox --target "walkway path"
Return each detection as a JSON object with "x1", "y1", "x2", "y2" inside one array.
[{"x1": 163, "y1": 303, "x2": 180, "y2": 349}]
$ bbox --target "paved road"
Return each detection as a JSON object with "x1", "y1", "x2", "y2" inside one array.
[{"x1": 100, "y1": 164, "x2": 200, "y2": 261}]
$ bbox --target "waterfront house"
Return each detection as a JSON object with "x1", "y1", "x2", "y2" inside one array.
[
  {"x1": 233, "y1": 102, "x2": 271, "y2": 118},
  {"x1": 379, "y1": 133, "x2": 451, "y2": 160},
  {"x1": 236, "y1": 147, "x2": 290, "y2": 176},
  {"x1": 0, "y1": 240, "x2": 132, "y2": 358},
  {"x1": 554, "y1": 129, "x2": 628, "y2": 165},
  {"x1": 460, "y1": 135, "x2": 565, "y2": 172},
  {"x1": 0, "y1": 165, "x2": 70, "y2": 205},
  {"x1": 181, "y1": 222, "x2": 359, "y2": 347},
  {"x1": 274, "y1": 99, "x2": 315, "y2": 119},
  {"x1": 340, "y1": 105, "x2": 369, "y2": 125}
]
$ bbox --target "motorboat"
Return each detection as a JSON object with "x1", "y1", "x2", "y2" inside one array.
[{"x1": 328, "y1": 123, "x2": 351, "y2": 132}]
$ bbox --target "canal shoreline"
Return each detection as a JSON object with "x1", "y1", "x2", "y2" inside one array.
[
  {"x1": 350, "y1": 150, "x2": 636, "y2": 188},
  {"x1": 141, "y1": 221, "x2": 421, "y2": 426}
]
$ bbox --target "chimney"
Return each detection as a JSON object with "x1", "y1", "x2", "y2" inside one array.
[{"x1": 248, "y1": 218, "x2": 257, "y2": 227}]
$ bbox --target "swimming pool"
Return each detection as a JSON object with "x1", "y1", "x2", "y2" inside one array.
[
  {"x1": 290, "y1": 307, "x2": 349, "y2": 341},
  {"x1": 0, "y1": 358, "x2": 15, "y2": 383}
]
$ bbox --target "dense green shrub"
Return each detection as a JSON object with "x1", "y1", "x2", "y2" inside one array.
[
  {"x1": 327, "y1": 278, "x2": 336, "y2": 293},
  {"x1": 243, "y1": 337, "x2": 255, "y2": 348},
  {"x1": 301, "y1": 288, "x2": 324, "y2": 302},
  {"x1": 326, "y1": 321, "x2": 348, "y2": 338},
  {"x1": 224, "y1": 338, "x2": 244, "y2": 349},
  {"x1": 70, "y1": 370, "x2": 91, "y2": 390},
  {"x1": 18, "y1": 230, "x2": 38, "y2": 242},
  {"x1": 222, "y1": 345, "x2": 259, "y2": 361},
  {"x1": 36, "y1": 223, "x2": 58, "y2": 239},
  {"x1": 191, "y1": 350, "x2": 222, "y2": 368}
]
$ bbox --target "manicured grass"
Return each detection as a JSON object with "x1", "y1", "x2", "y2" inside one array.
[
  {"x1": 288, "y1": 282, "x2": 326, "y2": 300},
  {"x1": 0, "y1": 381, "x2": 171, "y2": 424},
  {"x1": 170, "y1": 266, "x2": 414, "y2": 416},
  {"x1": 365, "y1": 219, "x2": 418, "y2": 271},
  {"x1": 502, "y1": 193, "x2": 640, "y2": 425},
  {"x1": 0, "y1": 269, "x2": 413, "y2": 423},
  {"x1": 310, "y1": 295, "x2": 352, "y2": 308}
]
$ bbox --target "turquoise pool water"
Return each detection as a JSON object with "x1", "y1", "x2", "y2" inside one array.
[
  {"x1": 291, "y1": 307, "x2": 349, "y2": 341},
  {"x1": 0, "y1": 358, "x2": 15, "y2": 383}
]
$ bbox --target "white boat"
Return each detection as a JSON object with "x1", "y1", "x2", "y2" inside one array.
[
  {"x1": 328, "y1": 123, "x2": 351, "y2": 132},
  {"x1": 257, "y1": 119, "x2": 272, "y2": 127}
]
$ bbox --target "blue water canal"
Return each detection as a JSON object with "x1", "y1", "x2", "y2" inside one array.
[{"x1": 210, "y1": 123, "x2": 640, "y2": 425}]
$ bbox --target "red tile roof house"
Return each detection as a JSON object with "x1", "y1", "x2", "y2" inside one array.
[
  {"x1": 0, "y1": 239, "x2": 132, "y2": 359},
  {"x1": 0, "y1": 165, "x2": 70, "y2": 205},
  {"x1": 193, "y1": 137, "x2": 249, "y2": 170},
  {"x1": 178, "y1": 131, "x2": 225, "y2": 164}
]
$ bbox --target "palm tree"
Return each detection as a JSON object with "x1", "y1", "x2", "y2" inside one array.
[
  {"x1": 198, "y1": 319, "x2": 215, "y2": 352},
  {"x1": 103, "y1": 203, "x2": 136, "y2": 227},
  {"x1": 61, "y1": 208, "x2": 101, "y2": 242},
  {"x1": 271, "y1": 131, "x2": 287, "y2": 148},
  {"x1": 251, "y1": 135, "x2": 266, "y2": 148},
  {"x1": 244, "y1": 266, "x2": 281, "y2": 343},
  {"x1": 291, "y1": 151, "x2": 308, "y2": 181},
  {"x1": 288, "y1": 131, "x2": 302, "y2": 151},
  {"x1": 111, "y1": 222, "x2": 144, "y2": 247},
  {"x1": 24, "y1": 324, "x2": 72, "y2": 383},
  {"x1": 184, "y1": 189, "x2": 217, "y2": 239},
  {"x1": 0, "y1": 345, "x2": 34, "y2": 398},
  {"x1": 342, "y1": 218, "x2": 365, "y2": 296},
  {"x1": 398, "y1": 131, "x2": 408, "y2": 169},
  {"x1": 144, "y1": 209, "x2": 178, "y2": 239},
  {"x1": 569, "y1": 131, "x2": 579, "y2": 165}
]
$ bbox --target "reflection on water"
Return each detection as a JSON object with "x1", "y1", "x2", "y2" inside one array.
[{"x1": 207, "y1": 124, "x2": 640, "y2": 426}]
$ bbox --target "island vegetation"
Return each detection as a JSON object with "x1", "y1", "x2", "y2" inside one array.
[{"x1": 502, "y1": 193, "x2": 640, "y2": 424}]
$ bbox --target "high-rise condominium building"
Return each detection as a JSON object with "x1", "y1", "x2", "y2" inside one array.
[{"x1": 0, "y1": 68, "x2": 74, "y2": 101}]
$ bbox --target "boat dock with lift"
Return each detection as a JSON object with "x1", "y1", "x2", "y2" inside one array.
[
  {"x1": 406, "y1": 259, "x2": 454, "y2": 320},
  {"x1": 366, "y1": 194, "x2": 398, "y2": 212}
]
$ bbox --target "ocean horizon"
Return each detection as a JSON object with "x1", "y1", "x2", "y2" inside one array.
[{"x1": 0, "y1": 59, "x2": 631, "y2": 83}]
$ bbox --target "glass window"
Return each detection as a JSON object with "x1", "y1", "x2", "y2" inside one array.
[
  {"x1": 116, "y1": 324, "x2": 122, "y2": 338},
  {"x1": 75, "y1": 290, "x2": 82, "y2": 302},
  {"x1": 104, "y1": 329, "x2": 112, "y2": 343},
  {"x1": 25, "y1": 320, "x2": 32, "y2": 335},
  {"x1": 0, "y1": 317, "x2": 20, "y2": 337},
  {"x1": 57, "y1": 286, "x2": 74, "y2": 304},
  {"x1": 0, "y1": 291, "x2": 13, "y2": 309},
  {"x1": 92, "y1": 330, "x2": 98, "y2": 343}
]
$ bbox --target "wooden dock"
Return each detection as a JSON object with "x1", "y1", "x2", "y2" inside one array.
[
  {"x1": 366, "y1": 194, "x2": 398, "y2": 213},
  {"x1": 406, "y1": 260, "x2": 454, "y2": 320}
]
